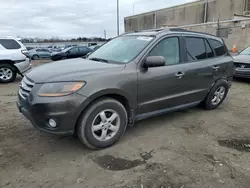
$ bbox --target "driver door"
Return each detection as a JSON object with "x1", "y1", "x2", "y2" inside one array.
[{"x1": 137, "y1": 36, "x2": 188, "y2": 115}]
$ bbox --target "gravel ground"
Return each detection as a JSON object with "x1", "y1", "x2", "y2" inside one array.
[{"x1": 1, "y1": 60, "x2": 250, "y2": 188}]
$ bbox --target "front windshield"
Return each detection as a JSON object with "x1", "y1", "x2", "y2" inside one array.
[
  {"x1": 240, "y1": 46, "x2": 250, "y2": 55},
  {"x1": 88, "y1": 35, "x2": 154, "y2": 64}
]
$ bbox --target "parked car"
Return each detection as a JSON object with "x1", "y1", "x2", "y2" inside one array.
[
  {"x1": 0, "y1": 37, "x2": 32, "y2": 83},
  {"x1": 233, "y1": 45, "x2": 250, "y2": 78},
  {"x1": 17, "y1": 28, "x2": 233, "y2": 149},
  {"x1": 28, "y1": 48, "x2": 52, "y2": 60},
  {"x1": 89, "y1": 45, "x2": 101, "y2": 51},
  {"x1": 51, "y1": 46, "x2": 92, "y2": 61}
]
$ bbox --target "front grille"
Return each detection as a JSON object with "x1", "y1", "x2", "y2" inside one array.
[
  {"x1": 234, "y1": 62, "x2": 250, "y2": 68},
  {"x1": 19, "y1": 76, "x2": 35, "y2": 99}
]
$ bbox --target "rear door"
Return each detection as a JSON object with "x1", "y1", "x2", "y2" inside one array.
[
  {"x1": 208, "y1": 38, "x2": 233, "y2": 80},
  {"x1": 67, "y1": 47, "x2": 79, "y2": 59},
  {"x1": 79, "y1": 47, "x2": 90, "y2": 57},
  {"x1": 179, "y1": 35, "x2": 224, "y2": 102}
]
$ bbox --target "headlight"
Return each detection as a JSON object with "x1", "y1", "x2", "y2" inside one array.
[{"x1": 38, "y1": 82, "x2": 85, "y2": 97}]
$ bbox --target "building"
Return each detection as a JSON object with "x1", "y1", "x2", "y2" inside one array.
[{"x1": 124, "y1": 0, "x2": 250, "y2": 50}]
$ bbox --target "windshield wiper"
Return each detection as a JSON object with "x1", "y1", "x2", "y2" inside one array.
[{"x1": 89, "y1": 57, "x2": 109, "y2": 63}]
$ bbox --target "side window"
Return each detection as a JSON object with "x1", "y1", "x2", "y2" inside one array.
[
  {"x1": 204, "y1": 39, "x2": 214, "y2": 58},
  {"x1": 149, "y1": 37, "x2": 180, "y2": 66},
  {"x1": 36, "y1": 49, "x2": 42, "y2": 52},
  {"x1": 185, "y1": 37, "x2": 206, "y2": 61},
  {"x1": 208, "y1": 39, "x2": 226, "y2": 56},
  {"x1": 79, "y1": 47, "x2": 88, "y2": 52},
  {"x1": 69, "y1": 47, "x2": 78, "y2": 53},
  {"x1": 0, "y1": 39, "x2": 21, "y2": 50}
]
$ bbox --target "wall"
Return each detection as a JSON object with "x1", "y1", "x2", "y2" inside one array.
[
  {"x1": 178, "y1": 19, "x2": 250, "y2": 51},
  {"x1": 124, "y1": 0, "x2": 246, "y2": 32}
]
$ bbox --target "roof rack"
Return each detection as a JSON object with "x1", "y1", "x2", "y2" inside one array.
[
  {"x1": 134, "y1": 28, "x2": 166, "y2": 33},
  {"x1": 168, "y1": 27, "x2": 217, "y2": 37}
]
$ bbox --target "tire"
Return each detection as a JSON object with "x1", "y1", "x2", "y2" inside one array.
[
  {"x1": 77, "y1": 98, "x2": 128, "y2": 149},
  {"x1": 32, "y1": 55, "x2": 39, "y2": 60},
  {"x1": 203, "y1": 80, "x2": 229, "y2": 110},
  {"x1": 61, "y1": 56, "x2": 67, "y2": 60},
  {"x1": 0, "y1": 64, "x2": 17, "y2": 83}
]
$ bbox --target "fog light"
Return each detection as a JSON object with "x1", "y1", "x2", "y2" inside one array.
[{"x1": 48, "y1": 119, "x2": 57, "y2": 128}]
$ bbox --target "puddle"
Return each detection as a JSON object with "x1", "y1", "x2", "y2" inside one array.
[
  {"x1": 218, "y1": 139, "x2": 250, "y2": 152},
  {"x1": 94, "y1": 155, "x2": 145, "y2": 171}
]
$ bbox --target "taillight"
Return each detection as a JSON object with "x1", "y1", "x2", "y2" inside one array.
[{"x1": 21, "y1": 50, "x2": 29, "y2": 58}]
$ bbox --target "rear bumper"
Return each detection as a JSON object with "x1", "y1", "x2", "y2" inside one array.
[
  {"x1": 15, "y1": 58, "x2": 32, "y2": 74},
  {"x1": 234, "y1": 68, "x2": 250, "y2": 78}
]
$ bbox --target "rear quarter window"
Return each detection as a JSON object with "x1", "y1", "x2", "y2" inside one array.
[
  {"x1": 208, "y1": 39, "x2": 226, "y2": 56},
  {"x1": 0, "y1": 39, "x2": 21, "y2": 50}
]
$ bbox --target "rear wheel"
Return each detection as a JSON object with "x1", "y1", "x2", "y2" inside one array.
[
  {"x1": 32, "y1": 55, "x2": 39, "y2": 60},
  {"x1": 203, "y1": 80, "x2": 229, "y2": 110},
  {"x1": 77, "y1": 98, "x2": 128, "y2": 149},
  {"x1": 0, "y1": 64, "x2": 17, "y2": 83}
]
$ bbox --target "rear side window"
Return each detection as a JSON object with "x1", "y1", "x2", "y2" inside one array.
[
  {"x1": 0, "y1": 39, "x2": 21, "y2": 49},
  {"x1": 185, "y1": 37, "x2": 206, "y2": 61},
  {"x1": 208, "y1": 39, "x2": 226, "y2": 56}
]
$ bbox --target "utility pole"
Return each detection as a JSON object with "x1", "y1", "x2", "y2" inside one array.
[
  {"x1": 133, "y1": 5, "x2": 135, "y2": 15},
  {"x1": 117, "y1": 0, "x2": 120, "y2": 36},
  {"x1": 104, "y1": 30, "x2": 106, "y2": 40}
]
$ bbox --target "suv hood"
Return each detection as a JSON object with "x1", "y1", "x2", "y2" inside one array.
[
  {"x1": 26, "y1": 58, "x2": 125, "y2": 83},
  {"x1": 233, "y1": 55, "x2": 250, "y2": 64}
]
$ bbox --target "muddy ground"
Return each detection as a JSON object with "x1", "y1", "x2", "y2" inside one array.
[{"x1": 1, "y1": 60, "x2": 250, "y2": 188}]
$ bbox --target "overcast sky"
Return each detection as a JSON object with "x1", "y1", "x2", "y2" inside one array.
[{"x1": 0, "y1": 0, "x2": 194, "y2": 38}]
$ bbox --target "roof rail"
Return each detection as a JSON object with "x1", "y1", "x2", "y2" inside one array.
[
  {"x1": 169, "y1": 27, "x2": 217, "y2": 37},
  {"x1": 134, "y1": 28, "x2": 166, "y2": 33}
]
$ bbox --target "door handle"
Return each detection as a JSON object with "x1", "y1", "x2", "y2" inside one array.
[
  {"x1": 175, "y1": 72, "x2": 185, "y2": 79},
  {"x1": 212, "y1": 65, "x2": 220, "y2": 71}
]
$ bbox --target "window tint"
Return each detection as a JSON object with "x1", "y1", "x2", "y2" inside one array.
[
  {"x1": 205, "y1": 40, "x2": 214, "y2": 58},
  {"x1": 69, "y1": 47, "x2": 78, "y2": 53},
  {"x1": 208, "y1": 39, "x2": 226, "y2": 56},
  {"x1": 79, "y1": 47, "x2": 89, "y2": 52},
  {"x1": 185, "y1": 37, "x2": 206, "y2": 61},
  {"x1": 36, "y1": 49, "x2": 42, "y2": 52},
  {"x1": 0, "y1": 39, "x2": 21, "y2": 49},
  {"x1": 149, "y1": 37, "x2": 180, "y2": 65}
]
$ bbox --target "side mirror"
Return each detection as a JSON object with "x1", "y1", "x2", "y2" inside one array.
[{"x1": 144, "y1": 56, "x2": 165, "y2": 68}]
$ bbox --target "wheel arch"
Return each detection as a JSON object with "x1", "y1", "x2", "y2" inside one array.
[
  {"x1": 0, "y1": 60, "x2": 19, "y2": 73},
  {"x1": 75, "y1": 89, "x2": 136, "y2": 133}
]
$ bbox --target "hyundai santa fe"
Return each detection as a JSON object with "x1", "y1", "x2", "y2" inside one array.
[{"x1": 17, "y1": 28, "x2": 234, "y2": 149}]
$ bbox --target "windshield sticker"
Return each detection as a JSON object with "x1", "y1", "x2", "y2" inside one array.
[{"x1": 137, "y1": 36, "x2": 153, "y2": 41}]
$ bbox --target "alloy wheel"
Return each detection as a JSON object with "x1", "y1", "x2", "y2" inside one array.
[
  {"x1": 211, "y1": 86, "x2": 226, "y2": 106},
  {"x1": 91, "y1": 109, "x2": 120, "y2": 141},
  {"x1": 0, "y1": 67, "x2": 13, "y2": 81}
]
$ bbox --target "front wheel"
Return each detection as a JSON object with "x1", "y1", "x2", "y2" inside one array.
[
  {"x1": 203, "y1": 80, "x2": 229, "y2": 110},
  {"x1": 77, "y1": 98, "x2": 128, "y2": 149},
  {"x1": 0, "y1": 64, "x2": 17, "y2": 83}
]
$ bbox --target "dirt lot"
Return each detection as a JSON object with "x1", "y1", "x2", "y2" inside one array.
[{"x1": 1, "y1": 60, "x2": 250, "y2": 188}]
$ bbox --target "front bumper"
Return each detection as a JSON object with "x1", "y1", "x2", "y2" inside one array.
[
  {"x1": 17, "y1": 90, "x2": 88, "y2": 135},
  {"x1": 15, "y1": 58, "x2": 32, "y2": 74},
  {"x1": 234, "y1": 68, "x2": 250, "y2": 78}
]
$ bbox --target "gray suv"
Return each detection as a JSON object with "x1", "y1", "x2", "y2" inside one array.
[{"x1": 17, "y1": 29, "x2": 233, "y2": 149}]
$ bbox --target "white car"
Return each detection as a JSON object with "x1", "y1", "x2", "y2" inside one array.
[{"x1": 0, "y1": 38, "x2": 32, "y2": 83}]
